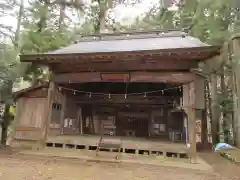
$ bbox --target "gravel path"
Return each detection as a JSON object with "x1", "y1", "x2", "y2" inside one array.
[{"x1": 0, "y1": 153, "x2": 239, "y2": 180}]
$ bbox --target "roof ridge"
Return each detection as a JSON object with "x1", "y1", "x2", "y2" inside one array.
[
  {"x1": 73, "y1": 31, "x2": 187, "y2": 44},
  {"x1": 78, "y1": 29, "x2": 187, "y2": 37}
]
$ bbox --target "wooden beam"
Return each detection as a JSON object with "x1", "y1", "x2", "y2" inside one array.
[
  {"x1": 52, "y1": 72, "x2": 196, "y2": 84},
  {"x1": 50, "y1": 59, "x2": 198, "y2": 73},
  {"x1": 131, "y1": 72, "x2": 196, "y2": 83},
  {"x1": 15, "y1": 127, "x2": 41, "y2": 132}
]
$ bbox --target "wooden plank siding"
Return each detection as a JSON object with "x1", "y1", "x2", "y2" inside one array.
[
  {"x1": 48, "y1": 86, "x2": 65, "y2": 136},
  {"x1": 62, "y1": 97, "x2": 80, "y2": 135},
  {"x1": 13, "y1": 84, "x2": 66, "y2": 142},
  {"x1": 14, "y1": 98, "x2": 47, "y2": 141},
  {"x1": 49, "y1": 59, "x2": 198, "y2": 73},
  {"x1": 13, "y1": 83, "x2": 77, "y2": 144},
  {"x1": 52, "y1": 72, "x2": 197, "y2": 84}
]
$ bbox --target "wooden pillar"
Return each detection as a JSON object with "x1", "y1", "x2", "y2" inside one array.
[
  {"x1": 189, "y1": 82, "x2": 197, "y2": 163},
  {"x1": 183, "y1": 82, "x2": 197, "y2": 163},
  {"x1": 194, "y1": 76, "x2": 207, "y2": 148},
  {"x1": 79, "y1": 108, "x2": 83, "y2": 135},
  {"x1": 41, "y1": 82, "x2": 55, "y2": 146},
  {"x1": 60, "y1": 93, "x2": 66, "y2": 135},
  {"x1": 201, "y1": 109, "x2": 208, "y2": 147},
  {"x1": 188, "y1": 82, "x2": 197, "y2": 163}
]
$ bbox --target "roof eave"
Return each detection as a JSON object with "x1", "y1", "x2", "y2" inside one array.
[
  {"x1": 14, "y1": 84, "x2": 49, "y2": 99},
  {"x1": 20, "y1": 46, "x2": 221, "y2": 63}
]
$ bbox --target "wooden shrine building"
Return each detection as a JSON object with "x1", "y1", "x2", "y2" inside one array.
[{"x1": 12, "y1": 31, "x2": 220, "y2": 163}]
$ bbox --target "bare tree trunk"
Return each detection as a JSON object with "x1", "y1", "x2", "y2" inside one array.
[
  {"x1": 206, "y1": 78, "x2": 212, "y2": 123},
  {"x1": 0, "y1": 79, "x2": 13, "y2": 146},
  {"x1": 1, "y1": 104, "x2": 11, "y2": 146},
  {"x1": 59, "y1": 2, "x2": 66, "y2": 31},
  {"x1": 220, "y1": 66, "x2": 230, "y2": 143},
  {"x1": 201, "y1": 79, "x2": 208, "y2": 147},
  {"x1": 28, "y1": 1, "x2": 48, "y2": 87},
  {"x1": 0, "y1": 0, "x2": 24, "y2": 146},
  {"x1": 93, "y1": 0, "x2": 104, "y2": 34},
  {"x1": 14, "y1": 0, "x2": 24, "y2": 48},
  {"x1": 232, "y1": 69, "x2": 239, "y2": 146},
  {"x1": 210, "y1": 74, "x2": 220, "y2": 144},
  {"x1": 93, "y1": 0, "x2": 115, "y2": 34},
  {"x1": 229, "y1": 60, "x2": 237, "y2": 144},
  {"x1": 232, "y1": 38, "x2": 240, "y2": 148}
]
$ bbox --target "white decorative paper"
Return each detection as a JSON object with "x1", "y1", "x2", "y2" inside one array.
[
  {"x1": 159, "y1": 124, "x2": 166, "y2": 132},
  {"x1": 69, "y1": 119, "x2": 73, "y2": 126},
  {"x1": 64, "y1": 119, "x2": 68, "y2": 127},
  {"x1": 153, "y1": 124, "x2": 160, "y2": 128}
]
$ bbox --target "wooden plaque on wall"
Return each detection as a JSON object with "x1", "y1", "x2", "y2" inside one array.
[{"x1": 100, "y1": 73, "x2": 130, "y2": 82}]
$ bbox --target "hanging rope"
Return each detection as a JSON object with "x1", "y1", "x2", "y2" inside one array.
[{"x1": 58, "y1": 85, "x2": 182, "y2": 96}]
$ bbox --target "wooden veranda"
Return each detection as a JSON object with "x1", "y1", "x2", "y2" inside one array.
[{"x1": 46, "y1": 135, "x2": 187, "y2": 157}]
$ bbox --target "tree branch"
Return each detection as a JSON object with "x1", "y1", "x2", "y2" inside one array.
[
  {"x1": 0, "y1": 30, "x2": 14, "y2": 43},
  {"x1": 0, "y1": 24, "x2": 15, "y2": 34},
  {"x1": 50, "y1": 0, "x2": 85, "y2": 10}
]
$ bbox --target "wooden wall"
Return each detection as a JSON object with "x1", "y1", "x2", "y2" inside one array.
[
  {"x1": 12, "y1": 85, "x2": 190, "y2": 141},
  {"x1": 14, "y1": 97, "x2": 47, "y2": 141},
  {"x1": 91, "y1": 106, "x2": 116, "y2": 135},
  {"x1": 47, "y1": 86, "x2": 80, "y2": 136},
  {"x1": 49, "y1": 88, "x2": 65, "y2": 135},
  {"x1": 13, "y1": 85, "x2": 81, "y2": 145},
  {"x1": 61, "y1": 96, "x2": 79, "y2": 135}
]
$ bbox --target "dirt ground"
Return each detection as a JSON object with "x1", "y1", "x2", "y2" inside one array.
[{"x1": 0, "y1": 152, "x2": 239, "y2": 180}]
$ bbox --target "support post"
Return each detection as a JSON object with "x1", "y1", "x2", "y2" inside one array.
[
  {"x1": 201, "y1": 109, "x2": 208, "y2": 148},
  {"x1": 60, "y1": 93, "x2": 66, "y2": 135},
  {"x1": 41, "y1": 82, "x2": 55, "y2": 146},
  {"x1": 189, "y1": 82, "x2": 197, "y2": 163},
  {"x1": 183, "y1": 82, "x2": 197, "y2": 163}
]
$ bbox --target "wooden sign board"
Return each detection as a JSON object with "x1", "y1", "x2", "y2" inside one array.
[{"x1": 100, "y1": 73, "x2": 130, "y2": 82}]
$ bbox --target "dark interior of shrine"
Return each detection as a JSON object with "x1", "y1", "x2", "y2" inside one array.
[{"x1": 57, "y1": 82, "x2": 185, "y2": 142}]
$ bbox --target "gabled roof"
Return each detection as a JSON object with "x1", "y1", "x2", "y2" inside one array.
[
  {"x1": 47, "y1": 31, "x2": 212, "y2": 55},
  {"x1": 14, "y1": 84, "x2": 48, "y2": 99}
]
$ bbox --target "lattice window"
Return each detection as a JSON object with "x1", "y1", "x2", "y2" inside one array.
[{"x1": 51, "y1": 103, "x2": 62, "y2": 124}]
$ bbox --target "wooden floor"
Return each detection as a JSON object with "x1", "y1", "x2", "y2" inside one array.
[{"x1": 46, "y1": 135, "x2": 188, "y2": 156}]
